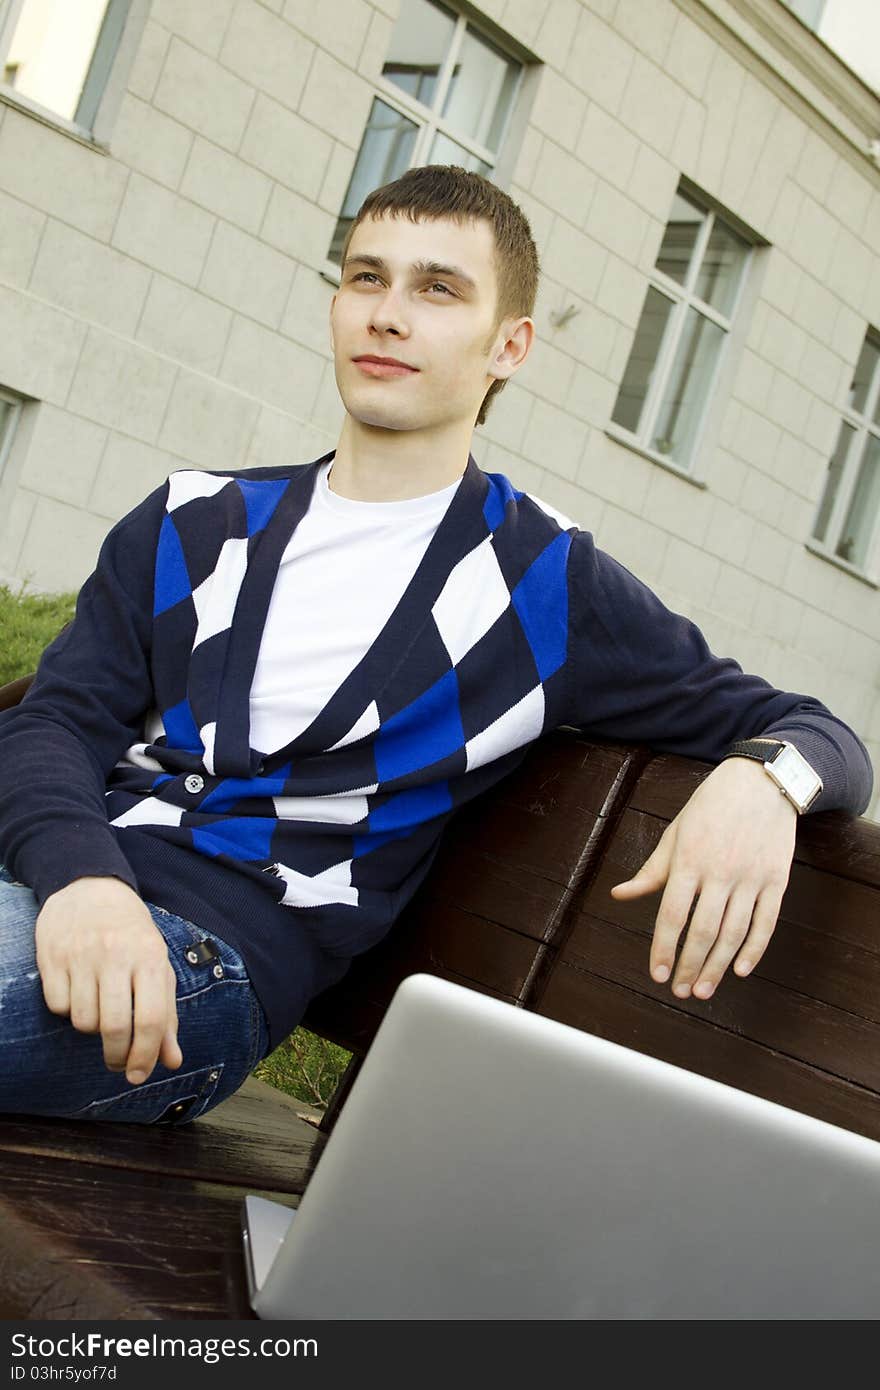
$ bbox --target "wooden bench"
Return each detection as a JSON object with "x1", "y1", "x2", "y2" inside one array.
[{"x1": 1, "y1": 672, "x2": 878, "y2": 1318}]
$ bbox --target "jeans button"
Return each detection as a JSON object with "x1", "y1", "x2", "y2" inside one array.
[
  {"x1": 184, "y1": 774, "x2": 204, "y2": 794},
  {"x1": 212, "y1": 963, "x2": 224, "y2": 979}
]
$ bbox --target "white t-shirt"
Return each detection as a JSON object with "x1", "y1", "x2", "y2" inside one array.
[{"x1": 249, "y1": 462, "x2": 461, "y2": 755}]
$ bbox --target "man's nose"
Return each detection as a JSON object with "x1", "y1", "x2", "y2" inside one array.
[{"x1": 369, "y1": 287, "x2": 409, "y2": 337}]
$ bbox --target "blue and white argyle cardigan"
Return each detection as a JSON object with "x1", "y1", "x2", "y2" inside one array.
[
  {"x1": 105, "y1": 458, "x2": 578, "y2": 952},
  {"x1": 1, "y1": 454, "x2": 870, "y2": 1046}
]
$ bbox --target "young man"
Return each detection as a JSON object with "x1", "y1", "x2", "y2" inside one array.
[{"x1": 0, "y1": 167, "x2": 872, "y2": 1125}]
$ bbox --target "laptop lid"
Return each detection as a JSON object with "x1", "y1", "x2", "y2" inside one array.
[{"x1": 245, "y1": 973, "x2": 880, "y2": 1319}]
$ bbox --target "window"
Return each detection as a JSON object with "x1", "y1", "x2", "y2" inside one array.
[
  {"x1": 0, "y1": 0, "x2": 132, "y2": 134},
  {"x1": 811, "y1": 330, "x2": 880, "y2": 576},
  {"x1": 0, "y1": 388, "x2": 23, "y2": 488},
  {"x1": 778, "y1": 0, "x2": 826, "y2": 28},
  {"x1": 327, "y1": 0, "x2": 523, "y2": 265},
  {"x1": 610, "y1": 187, "x2": 752, "y2": 474}
]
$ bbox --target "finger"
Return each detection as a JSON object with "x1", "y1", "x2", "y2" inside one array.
[
  {"x1": 38, "y1": 960, "x2": 71, "y2": 1017},
  {"x1": 159, "y1": 969, "x2": 182, "y2": 1071},
  {"x1": 670, "y1": 883, "x2": 731, "y2": 997},
  {"x1": 733, "y1": 885, "x2": 785, "y2": 978},
  {"x1": 691, "y1": 887, "x2": 757, "y2": 999},
  {"x1": 649, "y1": 869, "x2": 700, "y2": 984},
  {"x1": 126, "y1": 963, "x2": 173, "y2": 1085},
  {"x1": 98, "y1": 968, "x2": 135, "y2": 1072},
  {"x1": 68, "y1": 970, "x2": 100, "y2": 1035},
  {"x1": 611, "y1": 826, "x2": 675, "y2": 900},
  {"x1": 159, "y1": 1026, "x2": 183, "y2": 1072},
  {"x1": 159, "y1": 1029, "x2": 183, "y2": 1071}
]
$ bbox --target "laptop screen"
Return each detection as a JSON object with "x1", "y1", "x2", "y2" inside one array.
[{"x1": 246, "y1": 973, "x2": 880, "y2": 1319}]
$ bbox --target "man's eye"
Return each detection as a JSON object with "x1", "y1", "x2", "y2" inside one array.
[
  {"x1": 352, "y1": 272, "x2": 381, "y2": 284},
  {"x1": 427, "y1": 282, "x2": 454, "y2": 295}
]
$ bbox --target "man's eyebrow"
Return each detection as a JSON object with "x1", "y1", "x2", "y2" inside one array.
[
  {"x1": 343, "y1": 253, "x2": 477, "y2": 290},
  {"x1": 412, "y1": 260, "x2": 477, "y2": 290},
  {"x1": 343, "y1": 254, "x2": 387, "y2": 273}
]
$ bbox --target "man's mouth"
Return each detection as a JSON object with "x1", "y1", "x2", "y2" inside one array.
[{"x1": 352, "y1": 355, "x2": 419, "y2": 378}]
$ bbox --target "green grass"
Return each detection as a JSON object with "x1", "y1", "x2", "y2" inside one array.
[
  {"x1": 0, "y1": 583, "x2": 77, "y2": 684},
  {"x1": 0, "y1": 582, "x2": 352, "y2": 1110}
]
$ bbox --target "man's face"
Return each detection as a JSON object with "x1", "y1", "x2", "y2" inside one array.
[{"x1": 330, "y1": 212, "x2": 513, "y2": 434}]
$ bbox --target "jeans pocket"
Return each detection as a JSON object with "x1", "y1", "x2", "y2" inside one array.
[{"x1": 72, "y1": 1062, "x2": 225, "y2": 1126}]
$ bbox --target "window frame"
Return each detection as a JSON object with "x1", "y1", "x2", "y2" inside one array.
[
  {"x1": 0, "y1": 386, "x2": 23, "y2": 490},
  {"x1": 0, "y1": 0, "x2": 137, "y2": 144},
  {"x1": 607, "y1": 188, "x2": 755, "y2": 483},
  {"x1": 321, "y1": 1, "x2": 526, "y2": 285},
  {"x1": 808, "y1": 329, "x2": 880, "y2": 585}
]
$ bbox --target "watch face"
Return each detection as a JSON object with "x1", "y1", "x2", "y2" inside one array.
[{"x1": 771, "y1": 745, "x2": 822, "y2": 807}]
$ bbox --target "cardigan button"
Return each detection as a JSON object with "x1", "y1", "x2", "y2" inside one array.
[{"x1": 184, "y1": 774, "x2": 204, "y2": 794}]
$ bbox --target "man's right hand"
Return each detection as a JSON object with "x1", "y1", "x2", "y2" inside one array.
[{"x1": 35, "y1": 877, "x2": 182, "y2": 1085}]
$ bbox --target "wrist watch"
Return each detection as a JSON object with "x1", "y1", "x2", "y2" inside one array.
[{"x1": 724, "y1": 738, "x2": 823, "y2": 813}]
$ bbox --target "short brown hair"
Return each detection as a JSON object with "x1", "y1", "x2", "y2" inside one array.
[{"x1": 341, "y1": 165, "x2": 539, "y2": 425}]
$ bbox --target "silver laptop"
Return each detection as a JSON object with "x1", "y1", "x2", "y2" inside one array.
[{"x1": 242, "y1": 972, "x2": 880, "y2": 1319}]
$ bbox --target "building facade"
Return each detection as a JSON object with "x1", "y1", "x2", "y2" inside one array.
[{"x1": 0, "y1": 0, "x2": 878, "y2": 818}]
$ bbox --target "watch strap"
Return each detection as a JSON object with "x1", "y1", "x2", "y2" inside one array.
[{"x1": 724, "y1": 739, "x2": 785, "y2": 764}]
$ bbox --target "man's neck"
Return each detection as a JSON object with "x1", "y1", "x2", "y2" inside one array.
[{"x1": 329, "y1": 416, "x2": 472, "y2": 501}]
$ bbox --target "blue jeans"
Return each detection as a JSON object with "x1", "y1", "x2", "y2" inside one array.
[{"x1": 0, "y1": 865, "x2": 269, "y2": 1125}]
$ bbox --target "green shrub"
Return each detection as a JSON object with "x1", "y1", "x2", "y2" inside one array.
[{"x1": 0, "y1": 583, "x2": 352, "y2": 1109}]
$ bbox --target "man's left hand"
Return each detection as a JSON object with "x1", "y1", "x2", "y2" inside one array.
[{"x1": 610, "y1": 757, "x2": 797, "y2": 1000}]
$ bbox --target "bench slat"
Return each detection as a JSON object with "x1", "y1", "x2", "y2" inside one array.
[
  {"x1": 0, "y1": 1078, "x2": 323, "y2": 1194},
  {"x1": 560, "y1": 912, "x2": 880, "y2": 1092},
  {"x1": 0, "y1": 1147, "x2": 275, "y2": 1320},
  {"x1": 578, "y1": 823, "x2": 880, "y2": 1018},
  {"x1": 536, "y1": 964, "x2": 880, "y2": 1145}
]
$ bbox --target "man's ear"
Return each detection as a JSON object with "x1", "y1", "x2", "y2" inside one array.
[
  {"x1": 329, "y1": 292, "x2": 337, "y2": 354},
  {"x1": 488, "y1": 316, "x2": 535, "y2": 383}
]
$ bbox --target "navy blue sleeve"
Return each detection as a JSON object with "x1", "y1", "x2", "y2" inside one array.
[
  {"x1": 0, "y1": 483, "x2": 169, "y2": 903},
  {"x1": 564, "y1": 531, "x2": 873, "y2": 816}
]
